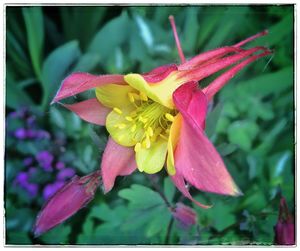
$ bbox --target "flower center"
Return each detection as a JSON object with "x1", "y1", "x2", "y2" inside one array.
[{"x1": 109, "y1": 91, "x2": 177, "y2": 151}]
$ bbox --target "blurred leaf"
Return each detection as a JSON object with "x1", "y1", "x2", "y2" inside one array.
[
  {"x1": 251, "y1": 12, "x2": 293, "y2": 47},
  {"x1": 206, "y1": 102, "x2": 223, "y2": 138},
  {"x1": 134, "y1": 14, "x2": 154, "y2": 49},
  {"x1": 164, "y1": 177, "x2": 175, "y2": 203},
  {"x1": 235, "y1": 67, "x2": 293, "y2": 97},
  {"x1": 22, "y1": 7, "x2": 44, "y2": 79},
  {"x1": 119, "y1": 184, "x2": 165, "y2": 209},
  {"x1": 73, "y1": 53, "x2": 100, "y2": 72},
  {"x1": 7, "y1": 231, "x2": 32, "y2": 244},
  {"x1": 40, "y1": 224, "x2": 71, "y2": 244},
  {"x1": 6, "y1": 73, "x2": 34, "y2": 109},
  {"x1": 217, "y1": 143, "x2": 237, "y2": 156},
  {"x1": 182, "y1": 7, "x2": 200, "y2": 53},
  {"x1": 228, "y1": 120, "x2": 259, "y2": 151},
  {"x1": 49, "y1": 106, "x2": 66, "y2": 129},
  {"x1": 88, "y1": 11, "x2": 131, "y2": 62},
  {"x1": 61, "y1": 7, "x2": 106, "y2": 49},
  {"x1": 41, "y1": 40, "x2": 81, "y2": 108}
]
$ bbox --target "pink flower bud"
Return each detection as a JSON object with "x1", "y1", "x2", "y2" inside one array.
[
  {"x1": 274, "y1": 197, "x2": 295, "y2": 245},
  {"x1": 34, "y1": 171, "x2": 100, "y2": 237},
  {"x1": 172, "y1": 202, "x2": 198, "y2": 227}
]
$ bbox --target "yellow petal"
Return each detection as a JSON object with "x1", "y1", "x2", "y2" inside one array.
[
  {"x1": 106, "y1": 105, "x2": 143, "y2": 147},
  {"x1": 136, "y1": 137, "x2": 168, "y2": 174},
  {"x1": 124, "y1": 73, "x2": 187, "y2": 109},
  {"x1": 167, "y1": 113, "x2": 182, "y2": 175},
  {"x1": 95, "y1": 84, "x2": 135, "y2": 108}
]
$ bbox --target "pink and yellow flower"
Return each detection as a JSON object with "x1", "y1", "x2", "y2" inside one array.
[{"x1": 52, "y1": 16, "x2": 271, "y2": 208}]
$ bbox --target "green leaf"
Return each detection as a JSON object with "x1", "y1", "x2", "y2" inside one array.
[
  {"x1": 250, "y1": 12, "x2": 293, "y2": 47},
  {"x1": 235, "y1": 67, "x2": 293, "y2": 97},
  {"x1": 73, "y1": 53, "x2": 100, "y2": 72},
  {"x1": 40, "y1": 224, "x2": 71, "y2": 244},
  {"x1": 41, "y1": 40, "x2": 81, "y2": 108},
  {"x1": 118, "y1": 184, "x2": 165, "y2": 209},
  {"x1": 164, "y1": 177, "x2": 175, "y2": 203},
  {"x1": 228, "y1": 120, "x2": 259, "y2": 151},
  {"x1": 22, "y1": 7, "x2": 44, "y2": 79},
  {"x1": 6, "y1": 73, "x2": 33, "y2": 109},
  {"x1": 7, "y1": 231, "x2": 32, "y2": 244},
  {"x1": 88, "y1": 11, "x2": 131, "y2": 61},
  {"x1": 205, "y1": 102, "x2": 223, "y2": 138}
]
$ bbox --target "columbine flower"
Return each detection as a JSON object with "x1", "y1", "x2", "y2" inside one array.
[{"x1": 51, "y1": 16, "x2": 271, "y2": 207}]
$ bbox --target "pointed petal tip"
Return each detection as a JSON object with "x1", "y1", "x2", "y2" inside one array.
[{"x1": 232, "y1": 185, "x2": 243, "y2": 197}]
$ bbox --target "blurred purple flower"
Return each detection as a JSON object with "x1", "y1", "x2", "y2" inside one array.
[
  {"x1": 14, "y1": 128, "x2": 27, "y2": 139},
  {"x1": 26, "y1": 116, "x2": 36, "y2": 126},
  {"x1": 15, "y1": 172, "x2": 29, "y2": 186},
  {"x1": 26, "y1": 183, "x2": 39, "y2": 197},
  {"x1": 55, "y1": 161, "x2": 65, "y2": 170},
  {"x1": 23, "y1": 157, "x2": 34, "y2": 166},
  {"x1": 37, "y1": 151, "x2": 54, "y2": 172},
  {"x1": 36, "y1": 130, "x2": 51, "y2": 139},
  {"x1": 43, "y1": 181, "x2": 65, "y2": 200},
  {"x1": 172, "y1": 202, "x2": 198, "y2": 228},
  {"x1": 26, "y1": 129, "x2": 37, "y2": 138},
  {"x1": 57, "y1": 168, "x2": 75, "y2": 180}
]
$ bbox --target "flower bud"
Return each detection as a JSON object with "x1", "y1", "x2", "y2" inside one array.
[
  {"x1": 34, "y1": 171, "x2": 101, "y2": 237},
  {"x1": 274, "y1": 197, "x2": 295, "y2": 245},
  {"x1": 172, "y1": 202, "x2": 198, "y2": 227}
]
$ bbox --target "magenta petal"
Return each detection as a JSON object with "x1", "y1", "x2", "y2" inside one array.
[
  {"x1": 175, "y1": 118, "x2": 242, "y2": 196},
  {"x1": 34, "y1": 173, "x2": 99, "y2": 236},
  {"x1": 52, "y1": 73, "x2": 125, "y2": 103},
  {"x1": 142, "y1": 64, "x2": 178, "y2": 83},
  {"x1": 173, "y1": 82, "x2": 241, "y2": 196},
  {"x1": 63, "y1": 98, "x2": 110, "y2": 126},
  {"x1": 170, "y1": 172, "x2": 211, "y2": 209},
  {"x1": 101, "y1": 137, "x2": 137, "y2": 193},
  {"x1": 173, "y1": 81, "x2": 208, "y2": 129}
]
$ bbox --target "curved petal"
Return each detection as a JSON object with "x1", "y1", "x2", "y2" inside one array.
[
  {"x1": 63, "y1": 98, "x2": 110, "y2": 125},
  {"x1": 136, "y1": 137, "x2": 168, "y2": 174},
  {"x1": 52, "y1": 73, "x2": 125, "y2": 103},
  {"x1": 167, "y1": 113, "x2": 182, "y2": 175},
  {"x1": 170, "y1": 171, "x2": 211, "y2": 209},
  {"x1": 101, "y1": 137, "x2": 137, "y2": 193},
  {"x1": 175, "y1": 119, "x2": 242, "y2": 196},
  {"x1": 95, "y1": 84, "x2": 135, "y2": 108},
  {"x1": 173, "y1": 81, "x2": 207, "y2": 130},
  {"x1": 173, "y1": 82, "x2": 241, "y2": 196}
]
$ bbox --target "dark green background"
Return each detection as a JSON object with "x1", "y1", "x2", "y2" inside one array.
[{"x1": 5, "y1": 5, "x2": 294, "y2": 245}]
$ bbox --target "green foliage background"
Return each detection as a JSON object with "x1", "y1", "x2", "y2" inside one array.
[{"x1": 5, "y1": 5, "x2": 294, "y2": 245}]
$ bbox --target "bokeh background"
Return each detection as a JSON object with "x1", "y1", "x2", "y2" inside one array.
[{"x1": 5, "y1": 5, "x2": 294, "y2": 245}]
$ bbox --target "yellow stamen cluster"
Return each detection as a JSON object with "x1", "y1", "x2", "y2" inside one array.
[{"x1": 112, "y1": 91, "x2": 177, "y2": 152}]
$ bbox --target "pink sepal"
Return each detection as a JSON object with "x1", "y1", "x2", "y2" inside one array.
[
  {"x1": 101, "y1": 137, "x2": 137, "y2": 193},
  {"x1": 52, "y1": 72, "x2": 125, "y2": 103},
  {"x1": 62, "y1": 98, "x2": 110, "y2": 126}
]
